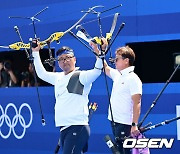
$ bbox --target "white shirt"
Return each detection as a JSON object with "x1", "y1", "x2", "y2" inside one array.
[
  {"x1": 108, "y1": 66, "x2": 142, "y2": 125},
  {"x1": 32, "y1": 52, "x2": 102, "y2": 127}
]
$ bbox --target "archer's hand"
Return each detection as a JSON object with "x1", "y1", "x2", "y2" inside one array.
[
  {"x1": 32, "y1": 40, "x2": 41, "y2": 52},
  {"x1": 89, "y1": 37, "x2": 108, "y2": 55},
  {"x1": 89, "y1": 41, "x2": 100, "y2": 55},
  {"x1": 131, "y1": 126, "x2": 140, "y2": 137},
  {"x1": 100, "y1": 37, "x2": 108, "y2": 51}
]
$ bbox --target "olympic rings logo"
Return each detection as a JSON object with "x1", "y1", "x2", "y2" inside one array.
[{"x1": 0, "y1": 103, "x2": 33, "y2": 139}]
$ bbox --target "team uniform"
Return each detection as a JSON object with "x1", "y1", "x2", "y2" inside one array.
[
  {"x1": 33, "y1": 52, "x2": 102, "y2": 154},
  {"x1": 108, "y1": 66, "x2": 142, "y2": 154}
]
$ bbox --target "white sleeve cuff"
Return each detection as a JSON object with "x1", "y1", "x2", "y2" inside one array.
[
  {"x1": 32, "y1": 51, "x2": 39, "y2": 57},
  {"x1": 94, "y1": 58, "x2": 103, "y2": 70}
]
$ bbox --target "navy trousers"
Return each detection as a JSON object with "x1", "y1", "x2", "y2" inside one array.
[
  {"x1": 60, "y1": 125, "x2": 90, "y2": 154},
  {"x1": 111, "y1": 122, "x2": 131, "y2": 154}
]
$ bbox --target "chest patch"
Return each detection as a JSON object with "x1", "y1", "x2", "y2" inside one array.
[{"x1": 67, "y1": 72, "x2": 84, "y2": 95}]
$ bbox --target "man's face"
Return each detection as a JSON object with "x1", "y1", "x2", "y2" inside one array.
[
  {"x1": 115, "y1": 54, "x2": 129, "y2": 71},
  {"x1": 58, "y1": 54, "x2": 76, "y2": 74}
]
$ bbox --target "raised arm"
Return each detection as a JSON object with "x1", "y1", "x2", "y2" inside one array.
[
  {"x1": 89, "y1": 38, "x2": 112, "y2": 78},
  {"x1": 32, "y1": 42, "x2": 57, "y2": 85},
  {"x1": 79, "y1": 57, "x2": 103, "y2": 86}
]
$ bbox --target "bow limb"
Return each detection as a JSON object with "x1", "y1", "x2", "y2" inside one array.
[
  {"x1": 8, "y1": 32, "x2": 64, "y2": 50},
  {"x1": 9, "y1": 42, "x2": 30, "y2": 50},
  {"x1": 75, "y1": 13, "x2": 120, "y2": 46},
  {"x1": 40, "y1": 32, "x2": 64, "y2": 48},
  {"x1": 105, "y1": 22, "x2": 125, "y2": 55},
  {"x1": 105, "y1": 13, "x2": 120, "y2": 58},
  {"x1": 106, "y1": 13, "x2": 119, "y2": 41}
]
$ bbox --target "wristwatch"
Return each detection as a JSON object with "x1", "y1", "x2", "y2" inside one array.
[{"x1": 132, "y1": 122, "x2": 138, "y2": 127}]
